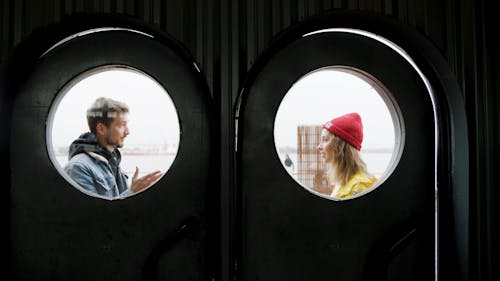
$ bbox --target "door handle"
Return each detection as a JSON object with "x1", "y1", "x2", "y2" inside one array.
[
  {"x1": 363, "y1": 221, "x2": 418, "y2": 281},
  {"x1": 143, "y1": 216, "x2": 200, "y2": 281}
]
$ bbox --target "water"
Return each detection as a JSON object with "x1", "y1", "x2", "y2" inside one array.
[
  {"x1": 278, "y1": 151, "x2": 393, "y2": 180},
  {"x1": 56, "y1": 154, "x2": 176, "y2": 178},
  {"x1": 57, "y1": 152, "x2": 392, "y2": 182}
]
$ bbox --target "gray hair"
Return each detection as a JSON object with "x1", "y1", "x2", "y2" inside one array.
[{"x1": 86, "y1": 97, "x2": 129, "y2": 133}]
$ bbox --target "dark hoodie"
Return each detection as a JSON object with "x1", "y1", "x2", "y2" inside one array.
[{"x1": 67, "y1": 132, "x2": 129, "y2": 195}]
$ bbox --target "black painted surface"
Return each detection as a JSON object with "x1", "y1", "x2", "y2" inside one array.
[
  {"x1": 237, "y1": 31, "x2": 435, "y2": 281},
  {"x1": 8, "y1": 28, "x2": 213, "y2": 281},
  {"x1": 1, "y1": 1, "x2": 496, "y2": 281}
]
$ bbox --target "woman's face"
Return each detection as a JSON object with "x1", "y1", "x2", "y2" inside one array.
[{"x1": 317, "y1": 129, "x2": 334, "y2": 163}]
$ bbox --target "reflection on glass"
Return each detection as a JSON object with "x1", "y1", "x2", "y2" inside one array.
[
  {"x1": 274, "y1": 67, "x2": 401, "y2": 200},
  {"x1": 47, "y1": 67, "x2": 180, "y2": 200}
]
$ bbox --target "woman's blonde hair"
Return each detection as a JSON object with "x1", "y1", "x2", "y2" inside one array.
[{"x1": 326, "y1": 132, "x2": 369, "y2": 186}]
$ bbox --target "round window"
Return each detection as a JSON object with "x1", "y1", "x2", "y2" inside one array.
[
  {"x1": 274, "y1": 67, "x2": 404, "y2": 200},
  {"x1": 46, "y1": 66, "x2": 181, "y2": 200}
]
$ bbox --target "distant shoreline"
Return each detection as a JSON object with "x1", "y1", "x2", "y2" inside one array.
[
  {"x1": 122, "y1": 152, "x2": 176, "y2": 156},
  {"x1": 277, "y1": 147, "x2": 393, "y2": 154},
  {"x1": 54, "y1": 152, "x2": 176, "y2": 157}
]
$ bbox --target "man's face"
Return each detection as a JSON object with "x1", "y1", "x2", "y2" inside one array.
[{"x1": 101, "y1": 113, "x2": 129, "y2": 149}]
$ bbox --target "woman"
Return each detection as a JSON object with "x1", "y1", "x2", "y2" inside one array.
[{"x1": 317, "y1": 112, "x2": 377, "y2": 199}]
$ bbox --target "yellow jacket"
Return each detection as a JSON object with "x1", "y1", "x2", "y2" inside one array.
[{"x1": 332, "y1": 171, "x2": 377, "y2": 199}]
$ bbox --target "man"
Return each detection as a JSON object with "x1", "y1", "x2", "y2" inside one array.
[
  {"x1": 64, "y1": 97, "x2": 163, "y2": 199},
  {"x1": 284, "y1": 153, "x2": 294, "y2": 172}
]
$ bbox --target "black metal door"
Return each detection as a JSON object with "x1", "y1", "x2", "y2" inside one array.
[
  {"x1": 8, "y1": 26, "x2": 213, "y2": 281},
  {"x1": 237, "y1": 30, "x2": 436, "y2": 281}
]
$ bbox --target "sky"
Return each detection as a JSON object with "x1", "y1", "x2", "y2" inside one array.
[
  {"x1": 274, "y1": 68, "x2": 398, "y2": 151},
  {"x1": 48, "y1": 67, "x2": 398, "y2": 165},
  {"x1": 47, "y1": 66, "x2": 399, "y2": 181},
  {"x1": 48, "y1": 68, "x2": 181, "y2": 151}
]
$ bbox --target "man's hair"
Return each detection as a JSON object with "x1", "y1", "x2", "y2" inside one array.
[{"x1": 86, "y1": 97, "x2": 129, "y2": 133}]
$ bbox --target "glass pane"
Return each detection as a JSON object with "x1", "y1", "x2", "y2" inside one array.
[
  {"x1": 47, "y1": 67, "x2": 180, "y2": 200},
  {"x1": 274, "y1": 67, "x2": 403, "y2": 200}
]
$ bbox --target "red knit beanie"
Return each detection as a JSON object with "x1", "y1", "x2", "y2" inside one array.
[{"x1": 322, "y1": 113, "x2": 363, "y2": 150}]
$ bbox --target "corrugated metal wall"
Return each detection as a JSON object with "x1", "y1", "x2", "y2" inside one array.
[
  {"x1": 0, "y1": 0, "x2": 465, "y2": 93},
  {"x1": 0, "y1": 0, "x2": 486, "y2": 102},
  {"x1": 0, "y1": 1, "x2": 497, "y2": 281}
]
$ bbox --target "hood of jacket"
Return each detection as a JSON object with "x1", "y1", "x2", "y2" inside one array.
[
  {"x1": 67, "y1": 132, "x2": 128, "y2": 195},
  {"x1": 68, "y1": 132, "x2": 122, "y2": 163}
]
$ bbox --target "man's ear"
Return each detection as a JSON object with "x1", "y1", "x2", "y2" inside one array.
[{"x1": 96, "y1": 123, "x2": 106, "y2": 136}]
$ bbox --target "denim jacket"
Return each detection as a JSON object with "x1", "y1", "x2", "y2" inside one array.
[{"x1": 63, "y1": 132, "x2": 131, "y2": 199}]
